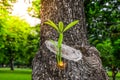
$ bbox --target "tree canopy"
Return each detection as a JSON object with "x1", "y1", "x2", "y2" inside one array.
[{"x1": 0, "y1": 0, "x2": 39, "y2": 69}]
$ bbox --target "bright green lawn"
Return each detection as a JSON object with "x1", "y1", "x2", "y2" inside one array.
[
  {"x1": 0, "y1": 68, "x2": 31, "y2": 80},
  {"x1": 0, "y1": 68, "x2": 120, "y2": 80}
]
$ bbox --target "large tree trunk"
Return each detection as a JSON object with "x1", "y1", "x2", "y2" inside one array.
[{"x1": 32, "y1": 0, "x2": 109, "y2": 80}]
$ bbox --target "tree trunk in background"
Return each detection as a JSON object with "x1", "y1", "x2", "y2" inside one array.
[
  {"x1": 32, "y1": 0, "x2": 109, "y2": 80},
  {"x1": 10, "y1": 57, "x2": 14, "y2": 70},
  {"x1": 9, "y1": 49, "x2": 14, "y2": 71},
  {"x1": 112, "y1": 66, "x2": 118, "y2": 80}
]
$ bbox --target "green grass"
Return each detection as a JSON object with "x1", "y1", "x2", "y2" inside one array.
[
  {"x1": 0, "y1": 68, "x2": 31, "y2": 80},
  {"x1": 0, "y1": 68, "x2": 120, "y2": 80}
]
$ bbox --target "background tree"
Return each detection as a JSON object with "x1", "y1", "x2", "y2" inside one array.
[
  {"x1": 0, "y1": 0, "x2": 39, "y2": 69},
  {"x1": 84, "y1": 1, "x2": 120, "y2": 79},
  {"x1": 28, "y1": 0, "x2": 41, "y2": 18},
  {"x1": 96, "y1": 38, "x2": 120, "y2": 80},
  {"x1": 32, "y1": 0, "x2": 108, "y2": 80},
  {"x1": 0, "y1": 15, "x2": 31, "y2": 70},
  {"x1": 84, "y1": 0, "x2": 120, "y2": 45}
]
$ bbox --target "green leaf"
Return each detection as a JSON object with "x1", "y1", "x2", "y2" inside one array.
[
  {"x1": 58, "y1": 21, "x2": 64, "y2": 33},
  {"x1": 63, "y1": 20, "x2": 79, "y2": 32},
  {"x1": 44, "y1": 20, "x2": 59, "y2": 32}
]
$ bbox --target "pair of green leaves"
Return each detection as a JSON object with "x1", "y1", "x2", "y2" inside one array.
[{"x1": 44, "y1": 20, "x2": 79, "y2": 33}]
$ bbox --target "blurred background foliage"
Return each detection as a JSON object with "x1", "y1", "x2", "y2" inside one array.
[{"x1": 0, "y1": 0, "x2": 40, "y2": 70}]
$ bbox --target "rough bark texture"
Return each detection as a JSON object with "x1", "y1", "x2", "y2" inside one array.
[{"x1": 32, "y1": 0, "x2": 109, "y2": 80}]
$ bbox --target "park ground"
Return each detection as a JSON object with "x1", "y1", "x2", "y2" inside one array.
[
  {"x1": 0, "y1": 68, "x2": 120, "y2": 80},
  {"x1": 0, "y1": 68, "x2": 31, "y2": 80}
]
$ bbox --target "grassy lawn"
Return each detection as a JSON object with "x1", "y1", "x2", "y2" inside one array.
[
  {"x1": 0, "y1": 68, "x2": 31, "y2": 80},
  {"x1": 0, "y1": 68, "x2": 120, "y2": 80}
]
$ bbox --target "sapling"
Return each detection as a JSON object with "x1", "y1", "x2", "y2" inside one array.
[{"x1": 45, "y1": 20, "x2": 79, "y2": 68}]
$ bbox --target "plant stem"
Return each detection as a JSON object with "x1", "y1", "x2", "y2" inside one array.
[
  {"x1": 59, "y1": 47, "x2": 62, "y2": 62},
  {"x1": 57, "y1": 33, "x2": 63, "y2": 63}
]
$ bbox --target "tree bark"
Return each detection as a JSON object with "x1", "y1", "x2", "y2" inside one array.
[{"x1": 32, "y1": 0, "x2": 109, "y2": 80}]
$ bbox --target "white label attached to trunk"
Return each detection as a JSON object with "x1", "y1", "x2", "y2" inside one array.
[{"x1": 45, "y1": 40, "x2": 82, "y2": 62}]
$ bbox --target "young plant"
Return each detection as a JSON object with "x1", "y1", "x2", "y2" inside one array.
[{"x1": 45, "y1": 20, "x2": 79, "y2": 68}]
